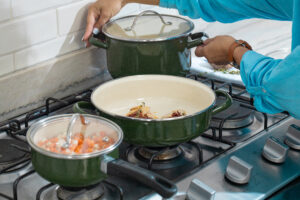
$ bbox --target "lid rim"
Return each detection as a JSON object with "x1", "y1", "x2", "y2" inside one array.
[
  {"x1": 102, "y1": 14, "x2": 194, "y2": 42},
  {"x1": 26, "y1": 114, "x2": 123, "y2": 160}
]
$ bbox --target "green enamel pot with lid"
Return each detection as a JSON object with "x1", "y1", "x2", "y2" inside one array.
[{"x1": 89, "y1": 10, "x2": 208, "y2": 78}]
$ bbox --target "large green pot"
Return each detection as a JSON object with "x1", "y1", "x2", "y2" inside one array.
[
  {"x1": 89, "y1": 10, "x2": 208, "y2": 78},
  {"x1": 74, "y1": 75, "x2": 232, "y2": 147},
  {"x1": 26, "y1": 114, "x2": 177, "y2": 198}
]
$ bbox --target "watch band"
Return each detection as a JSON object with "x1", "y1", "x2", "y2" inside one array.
[{"x1": 228, "y1": 40, "x2": 252, "y2": 63}]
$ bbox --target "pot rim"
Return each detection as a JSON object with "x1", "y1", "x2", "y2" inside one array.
[
  {"x1": 102, "y1": 14, "x2": 195, "y2": 42},
  {"x1": 91, "y1": 75, "x2": 217, "y2": 122},
  {"x1": 26, "y1": 114, "x2": 123, "y2": 159}
]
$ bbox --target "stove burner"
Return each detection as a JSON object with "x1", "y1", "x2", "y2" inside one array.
[
  {"x1": 126, "y1": 143, "x2": 201, "y2": 180},
  {"x1": 138, "y1": 146, "x2": 182, "y2": 160},
  {"x1": 56, "y1": 184, "x2": 104, "y2": 200},
  {"x1": 0, "y1": 139, "x2": 30, "y2": 172},
  {"x1": 211, "y1": 99, "x2": 254, "y2": 129}
]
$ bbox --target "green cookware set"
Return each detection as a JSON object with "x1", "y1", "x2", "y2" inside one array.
[{"x1": 26, "y1": 10, "x2": 232, "y2": 198}]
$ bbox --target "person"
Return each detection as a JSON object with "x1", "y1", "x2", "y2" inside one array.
[{"x1": 82, "y1": 0, "x2": 300, "y2": 119}]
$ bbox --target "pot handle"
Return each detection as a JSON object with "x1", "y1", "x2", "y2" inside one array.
[
  {"x1": 101, "y1": 156, "x2": 177, "y2": 198},
  {"x1": 73, "y1": 101, "x2": 99, "y2": 115},
  {"x1": 89, "y1": 32, "x2": 108, "y2": 49},
  {"x1": 212, "y1": 90, "x2": 233, "y2": 115},
  {"x1": 187, "y1": 32, "x2": 209, "y2": 49}
]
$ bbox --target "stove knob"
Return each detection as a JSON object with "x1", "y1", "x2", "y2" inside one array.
[
  {"x1": 262, "y1": 136, "x2": 289, "y2": 164},
  {"x1": 285, "y1": 124, "x2": 300, "y2": 150},
  {"x1": 225, "y1": 156, "x2": 253, "y2": 184},
  {"x1": 187, "y1": 179, "x2": 216, "y2": 200}
]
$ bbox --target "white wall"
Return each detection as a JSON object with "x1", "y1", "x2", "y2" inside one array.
[{"x1": 0, "y1": 0, "x2": 138, "y2": 76}]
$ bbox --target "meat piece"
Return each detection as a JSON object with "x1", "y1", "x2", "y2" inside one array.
[
  {"x1": 162, "y1": 109, "x2": 187, "y2": 119},
  {"x1": 126, "y1": 103, "x2": 158, "y2": 119},
  {"x1": 126, "y1": 103, "x2": 187, "y2": 119}
]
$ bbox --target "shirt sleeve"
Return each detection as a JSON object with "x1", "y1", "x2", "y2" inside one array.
[
  {"x1": 159, "y1": 0, "x2": 292, "y2": 22},
  {"x1": 240, "y1": 47, "x2": 300, "y2": 119}
]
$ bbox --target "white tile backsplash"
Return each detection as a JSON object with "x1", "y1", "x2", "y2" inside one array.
[
  {"x1": 0, "y1": 54, "x2": 14, "y2": 76},
  {"x1": 15, "y1": 30, "x2": 85, "y2": 70},
  {"x1": 57, "y1": 0, "x2": 94, "y2": 35},
  {"x1": 0, "y1": 0, "x2": 139, "y2": 119},
  {"x1": 0, "y1": 10, "x2": 57, "y2": 56},
  {"x1": 0, "y1": 0, "x2": 11, "y2": 22},
  {"x1": 12, "y1": 0, "x2": 79, "y2": 17},
  {"x1": 113, "y1": 3, "x2": 140, "y2": 19},
  {"x1": 0, "y1": 48, "x2": 109, "y2": 121}
]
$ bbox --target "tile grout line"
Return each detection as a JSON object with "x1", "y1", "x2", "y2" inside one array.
[
  {"x1": 0, "y1": 28, "x2": 86, "y2": 58},
  {"x1": 56, "y1": 8, "x2": 60, "y2": 37}
]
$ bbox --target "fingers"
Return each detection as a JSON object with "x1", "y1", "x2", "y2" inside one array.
[
  {"x1": 94, "y1": 11, "x2": 111, "y2": 31},
  {"x1": 83, "y1": 7, "x2": 98, "y2": 47},
  {"x1": 195, "y1": 38, "x2": 214, "y2": 57},
  {"x1": 203, "y1": 38, "x2": 214, "y2": 45},
  {"x1": 195, "y1": 46, "x2": 205, "y2": 57}
]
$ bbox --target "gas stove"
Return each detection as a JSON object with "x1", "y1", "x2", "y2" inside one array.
[{"x1": 0, "y1": 74, "x2": 299, "y2": 200}]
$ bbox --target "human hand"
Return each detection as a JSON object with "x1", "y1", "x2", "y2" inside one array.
[
  {"x1": 195, "y1": 35, "x2": 235, "y2": 66},
  {"x1": 195, "y1": 35, "x2": 251, "y2": 69},
  {"x1": 82, "y1": 0, "x2": 126, "y2": 47}
]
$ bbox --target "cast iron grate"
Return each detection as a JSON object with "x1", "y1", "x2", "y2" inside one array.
[{"x1": 0, "y1": 73, "x2": 290, "y2": 199}]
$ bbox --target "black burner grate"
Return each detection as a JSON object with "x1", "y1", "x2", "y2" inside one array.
[
  {"x1": 0, "y1": 140, "x2": 28, "y2": 164},
  {"x1": 124, "y1": 142, "x2": 203, "y2": 180},
  {"x1": 0, "y1": 74, "x2": 290, "y2": 200}
]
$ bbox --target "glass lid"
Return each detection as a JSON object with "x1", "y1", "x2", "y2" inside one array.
[
  {"x1": 102, "y1": 10, "x2": 194, "y2": 42},
  {"x1": 27, "y1": 114, "x2": 123, "y2": 159}
]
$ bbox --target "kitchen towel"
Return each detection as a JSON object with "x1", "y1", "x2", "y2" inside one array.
[{"x1": 190, "y1": 56, "x2": 244, "y2": 86}]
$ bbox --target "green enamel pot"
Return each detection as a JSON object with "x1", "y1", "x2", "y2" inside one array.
[
  {"x1": 26, "y1": 114, "x2": 177, "y2": 198},
  {"x1": 89, "y1": 10, "x2": 208, "y2": 78},
  {"x1": 73, "y1": 75, "x2": 232, "y2": 147}
]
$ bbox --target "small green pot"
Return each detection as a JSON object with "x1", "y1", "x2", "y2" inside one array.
[
  {"x1": 73, "y1": 75, "x2": 232, "y2": 147},
  {"x1": 26, "y1": 114, "x2": 177, "y2": 198},
  {"x1": 89, "y1": 11, "x2": 208, "y2": 78}
]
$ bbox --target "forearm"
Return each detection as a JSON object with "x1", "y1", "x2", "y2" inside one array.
[
  {"x1": 159, "y1": 0, "x2": 291, "y2": 21},
  {"x1": 239, "y1": 47, "x2": 300, "y2": 118},
  {"x1": 124, "y1": 0, "x2": 159, "y2": 5}
]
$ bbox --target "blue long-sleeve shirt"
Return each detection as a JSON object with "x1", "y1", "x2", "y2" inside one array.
[{"x1": 159, "y1": 0, "x2": 300, "y2": 119}]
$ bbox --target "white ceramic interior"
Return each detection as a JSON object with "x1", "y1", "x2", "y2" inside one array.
[{"x1": 91, "y1": 75, "x2": 216, "y2": 118}]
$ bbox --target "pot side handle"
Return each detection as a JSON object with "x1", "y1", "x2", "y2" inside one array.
[
  {"x1": 187, "y1": 32, "x2": 209, "y2": 49},
  {"x1": 89, "y1": 33, "x2": 108, "y2": 49},
  {"x1": 212, "y1": 90, "x2": 233, "y2": 115},
  {"x1": 73, "y1": 101, "x2": 99, "y2": 115},
  {"x1": 102, "y1": 157, "x2": 177, "y2": 198}
]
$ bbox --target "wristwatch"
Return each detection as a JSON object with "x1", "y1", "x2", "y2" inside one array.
[{"x1": 228, "y1": 40, "x2": 252, "y2": 68}]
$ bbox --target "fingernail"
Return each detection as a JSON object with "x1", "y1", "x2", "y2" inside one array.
[
  {"x1": 93, "y1": 28, "x2": 100, "y2": 35},
  {"x1": 84, "y1": 42, "x2": 87, "y2": 48},
  {"x1": 81, "y1": 36, "x2": 84, "y2": 41}
]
